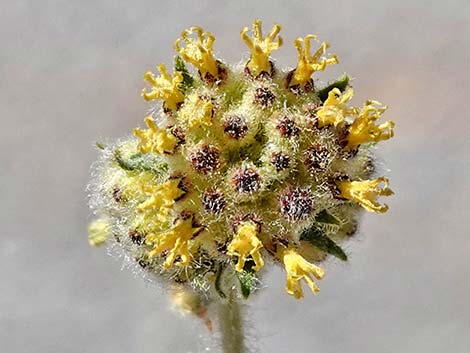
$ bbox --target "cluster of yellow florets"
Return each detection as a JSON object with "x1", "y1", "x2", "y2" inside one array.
[{"x1": 88, "y1": 20, "x2": 394, "y2": 300}]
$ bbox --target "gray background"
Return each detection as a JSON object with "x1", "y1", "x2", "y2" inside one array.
[{"x1": 1, "y1": 1, "x2": 470, "y2": 352}]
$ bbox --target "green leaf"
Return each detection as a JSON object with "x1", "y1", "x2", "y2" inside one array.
[
  {"x1": 237, "y1": 270, "x2": 256, "y2": 299},
  {"x1": 315, "y1": 210, "x2": 341, "y2": 225},
  {"x1": 317, "y1": 74, "x2": 350, "y2": 102},
  {"x1": 174, "y1": 55, "x2": 194, "y2": 93},
  {"x1": 96, "y1": 142, "x2": 106, "y2": 150},
  {"x1": 113, "y1": 149, "x2": 168, "y2": 175},
  {"x1": 174, "y1": 55, "x2": 186, "y2": 72},
  {"x1": 300, "y1": 226, "x2": 348, "y2": 261}
]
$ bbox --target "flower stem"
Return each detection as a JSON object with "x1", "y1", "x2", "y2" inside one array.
[{"x1": 217, "y1": 293, "x2": 246, "y2": 353}]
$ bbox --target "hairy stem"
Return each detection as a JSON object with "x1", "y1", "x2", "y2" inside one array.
[{"x1": 217, "y1": 294, "x2": 246, "y2": 353}]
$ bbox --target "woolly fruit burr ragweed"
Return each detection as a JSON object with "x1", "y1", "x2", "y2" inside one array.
[{"x1": 88, "y1": 19, "x2": 394, "y2": 353}]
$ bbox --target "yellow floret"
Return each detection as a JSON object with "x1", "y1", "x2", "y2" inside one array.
[
  {"x1": 241, "y1": 19, "x2": 283, "y2": 77},
  {"x1": 289, "y1": 35, "x2": 338, "y2": 87},
  {"x1": 347, "y1": 100, "x2": 395, "y2": 149},
  {"x1": 227, "y1": 222, "x2": 264, "y2": 272},
  {"x1": 133, "y1": 116, "x2": 177, "y2": 154},
  {"x1": 175, "y1": 26, "x2": 219, "y2": 78},
  {"x1": 317, "y1": 88, "x2": 358, "y2": 128},
  {"x1": 146, "y1": 217, "x2": 202, "y2": 269},
  {"x1": 87, "y1": 219, "x2": 109, "y2": 247},
  {"x1": 178, "y1": 93, "x2": 213, "y2": 128},
  {"x1": 170, "y1": 287, "x2": 212, "y2": 330},
  {"x1": 137, "y1": 179, "x2": 185, "y2": 220},
  {"x1": 282, "y1": 248, "x2": 325, "y2": 299},
  {"x1": 141, "y1": 64, "x2": 184, "y2": 110},
  {"x1": 337, "y1": 177, "x2": 394, "y2": 213}
]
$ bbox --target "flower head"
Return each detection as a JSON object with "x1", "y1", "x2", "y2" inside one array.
[{"x1": 88, "y1": 20, "x2": 394, "y2": 301}]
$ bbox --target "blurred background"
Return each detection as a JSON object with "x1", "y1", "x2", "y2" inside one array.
[{"x1": 1, "y1": 1, "x2": 469, "y2": 352}]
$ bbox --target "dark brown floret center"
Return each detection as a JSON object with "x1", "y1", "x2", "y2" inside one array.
[
  {"x1": 303, "y1": 144, "x2": 332, "y2": 172},
  {"x1": 223, "y1": 115, "x2": 249, "y2": 140},
  {"x1": 232, "y1": 167, "x2": 261, "y2": 194},
  {"x1": 202, "y1": 189, "x2": 227, "y2": 214},
  {"x1": 170, "y1": 125, "x2": 186, "y2": 144},
  {"x1": 254, "y1": 87, "x2": 275, "y2": 108},
  {"x1": 271, "y1": 152, "x2": 290, "y2": 171},
  {"x1": 128, "y1": 229, "x2": 144, "y2": 245},
  {"x1": 279, "y1": 187, "x2": 314, "y2": 221},
  {"x1": 112, "y1": 186, "x2": 124, "y2": 203},
  {"x1": 276, "y1": 117, "x2": 300, "y2": 138},
  {"x1": 190, "y1": 144, "x2": 220, "y2": 174}
]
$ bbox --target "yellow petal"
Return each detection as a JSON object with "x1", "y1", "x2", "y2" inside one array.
[
  {"x1": 282, "y1": 248, "x2": 324, "y2": 299},
  {"x1": 137, "y1": 179, "x2": 185, "y2": 221},
  {"x1": 175, "y1": 26, "x2": 219, "y2": 78},
  {"x1": 227, "y1": 222, "x2": 264, "y2": 272},
  {"x1": 146, "y1": 217, "x2": 202, "y2": 269},
  {"x1": 177, "y1": 93, "x2": 213, "y2": 128},
  {"x1": 133, "y1": 116, "x2": 177, "y2": 154},
  {"x1": 240, "y1": 19, "x2": 282, "y2": 77},
  {"x1": 289, "y1": 35, "x2": 338, "y2": 87},
  {"x1": 347, "y1": 100, "x2": 395, "y2": 148},
  {"x1": 317, "y1": 88, "x2": 357, "y2": 128},
  {"x1": 337, "y1": 177, "x2": 394, "y2": 213},
  {"x1": 141, "y1": 64, "x2": 184, "y2": 110}
]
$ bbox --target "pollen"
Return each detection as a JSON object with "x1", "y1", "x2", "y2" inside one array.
[
  {"x1": 141, "y1": 64, "x2": 185, "y2": 111},
  {"x1": 316, "y1": 88, "x2": 357, "y2": 128},
  {"x1": 133, "y1": 116, "x2": 178, "y2": 154},
  {"x1": 174, "y1": 26, "x2": 219, "y2": 80},
  {"x1": 346, "y1": 100, "x2": 395, "y2": 149},
  {"x1": 337, "y1": 177, "x2": 394, "y2": 213},
  {"x1": 282, "y1": 248, "x2": 325, "y2": 299},
  {"x1": 241, "y1": 19, "x2": 283, "y2": 77},
  {"x1": 146, "y1": 216, "x2": 202, "y2": 269},
  {"x1": 227, "y1": 222, "x2": 264, "y2": 272},
  {"x1": 288, "y1": 35, "x2": 338, "y2": 88}
]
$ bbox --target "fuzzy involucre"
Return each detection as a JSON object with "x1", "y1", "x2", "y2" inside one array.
[{"x1": 88, "y1": 20, "x2": 394, "y2": 301}]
